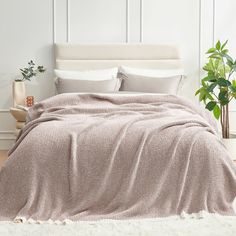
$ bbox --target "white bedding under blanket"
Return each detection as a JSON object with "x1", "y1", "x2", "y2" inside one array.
[{"x1": 0, "y1": 93, "x2": 236, "y2": 221}]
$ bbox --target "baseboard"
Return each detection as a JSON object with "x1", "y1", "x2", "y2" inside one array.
[
  {"x1": 0, "y1": 132, "x2": 15, "y2": 150},
  {"x1": 0, "y1": 140, "x2": 15, "y2": 150}
]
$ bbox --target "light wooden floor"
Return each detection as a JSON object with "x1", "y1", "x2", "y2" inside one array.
[{"x1": 0, "y1": 150, "x2": 8, "y2": 168}]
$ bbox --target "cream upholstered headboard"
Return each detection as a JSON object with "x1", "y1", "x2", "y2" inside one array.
[{"x1": 55, "y1": 44, "x2": 183, "y2": 71}]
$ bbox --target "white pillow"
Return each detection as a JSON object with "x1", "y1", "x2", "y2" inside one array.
[
  {"x1": 119, "y1": 66, "x2": 185, "y2": 94},
  {"x1": 120, "y1": 74, "x2": 182, "y2": 94},
  {"x1": 56, "y1": 78, "x2": 122, "y2": 94},
  {"x1": 54, "y1": 68, "x2": 118, "y2": 81}
]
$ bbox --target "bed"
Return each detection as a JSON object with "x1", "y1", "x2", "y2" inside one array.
[{"x1": 0, "y1": 44, "x2": 235, "y2": 222}]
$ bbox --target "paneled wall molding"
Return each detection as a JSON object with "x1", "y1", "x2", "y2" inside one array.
[
  {"x1": 0, "y1": 107, "x2": 14, "y2": 148},
  {"x1": 0, "y1": 135, "x2": 15, "y2": 150},
  {"x1": 53, "y1": 0, "x2": 56, "y2": 42},
  {"x1": 0, "y1": 131, "x2": 14, "y2": 134},
  {"x1": 213, "y1": 0, "x2": 216, "y2": 45},
  {"x1": 198, "y1": 0, "x2": 202, "y2": 89},
  {"x1": 199, "y1": 0, "x2": 214, "y2": 74},
  {"x1": 67, "y1": 0, "x2": 70, "y2": 42},
  {"x1": 139, "y1": 0, "x2": 143, "y2": 43},
  {"x1": 54, "y1": 0, "x2": 68, "y2": 42},
  {"x1": 0, "y1": 131, "x2": 15, "y2": 142},
  {"x1": 126, "y1": 0, "x2": 130, "y2": 43},
  {"x1": 0, "y1": 131, "x2": 15, "y2": 140},
  {"x1": 55, "y1": 0, "x2": 130, "y2": 43},
  {"x1": 0, "y1": 109, "x2": 10, "y2": 113}
]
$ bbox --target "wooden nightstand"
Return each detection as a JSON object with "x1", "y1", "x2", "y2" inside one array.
[
  {"x1": 0, "y1": 150, "x2": 8, "y2": 168},
  {"x1": 10, "y1": 107, "x2": 27, "y2": 136}
]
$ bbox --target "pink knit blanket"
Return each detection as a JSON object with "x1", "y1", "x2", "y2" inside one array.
[{"x1": 0, "y1": 93, "x2": 235, "y2": 221}]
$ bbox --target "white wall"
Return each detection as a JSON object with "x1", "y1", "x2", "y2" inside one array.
[
  {"x1": 214, "y1": 0, "x2": 236, "y2": 131},
  {"x1": 0, "y1": 0, "x2": 55, "y2": 149},
  {"x1": 0, "y1": 0, "x2": 236, "y2": 149}
]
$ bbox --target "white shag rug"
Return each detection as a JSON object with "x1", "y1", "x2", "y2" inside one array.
[{"x1": 1, "y1": 211, "x2": 236, "y2": 236}]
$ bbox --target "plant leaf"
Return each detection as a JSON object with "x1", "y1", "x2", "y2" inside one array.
[
  {"x1": 207, "y1": 93, "x2": 214, "y2": 101},
  {"x1": 214, "y1": 58, "x2": 220, "y2": 70},
  {"x1": 199, "y1": 88, "x2": 207, "y2": 102},
  {"x1": 218, "y1": 91, "x2": 228, "y2": 104},
  {"x1": 225, "y1": 54, "x2": 234, "y2": 64},
  {"x1": 226, "y1": 60, "x2": 234, "y2": 67},
  {"x1": 207, "y1": 82, "x2": 217, "y2": 92},
  {"x1": 220, "y1": 99, "x2": 229, "y2": 106},
  {"x1": 206, "y1": 48, "x2": 216, "y2": 54},
  {"x1": 232, "y1": 80, "x2": 236, "y2": 88},
  {"x1": 209, "y1": 54, "x2": 221, "y2": 60},
  {"x1": 221, "y1": 40, "x2": 228, "y2": 50},
  {"x1": 213, "y1": 105, "x2": 221, "y2": 119},
  {"x1": 231, "y1": 92, "x2": 236, "y2": 99},
  {"x1": 229, "y1": 80, "x2": 236, "y2": 92},
  {"x1": 206, "y1": 101, "x2": 216, "y2": 111},
  {"x1": 201, "y1": 80, "x2": 207, "y2": 87},
  {"x1": 218, "y1": 78, "x2": 231, "y2": 87},
  {"x1": 195, "y1": 88, "x2": 201, "y2": 96},
  {"x1": 222, "y1": 49, "x2": 229, "y2": 54},
  {"x1": 202, "y1": 74, "x2": 216, "y2": 82},
  {"x1": 216, "y1": 40, "x2": 221, "y2": 50}
]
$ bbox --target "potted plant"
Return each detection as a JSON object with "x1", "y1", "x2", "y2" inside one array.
[
  {"x1": 195, "y1": 40, "x2": 236, "y2": 158},
  {"x1": 13, "y1": 60, "x2": 45, "y2": 107}
]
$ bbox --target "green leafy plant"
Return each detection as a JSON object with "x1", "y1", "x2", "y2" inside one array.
[
  {"x1": 15, "y1": 60, "x2": 46, "y2": 82},
  {"x1": 195, "y1": 40, "x2": 236, "y2": 139}
]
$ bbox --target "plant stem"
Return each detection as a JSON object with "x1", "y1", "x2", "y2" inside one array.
[
  {"x1": 221, "y1": 104, "x2": 230, "y2": 139},
  {"x1": 226, "y1": 104, "x2": 229, "y2": 138}
]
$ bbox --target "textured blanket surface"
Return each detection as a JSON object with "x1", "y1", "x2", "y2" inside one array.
[{"x1": 0, "y1": 93, "x2": 235, "y2": 221}]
